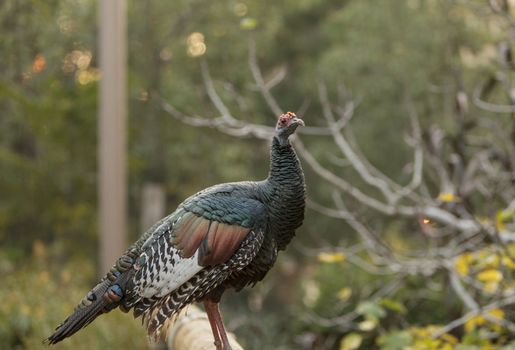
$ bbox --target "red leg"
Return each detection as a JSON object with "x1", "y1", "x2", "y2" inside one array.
[
  {"x1": 203, "y1": 299, "x2": 232, "y2": 350},
  {"x1": 203, "y1": 299, "x2": 222, "y2": 349}
]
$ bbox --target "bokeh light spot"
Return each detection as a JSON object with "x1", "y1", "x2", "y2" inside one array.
[
  {"x1": 234, "y1": 3, "x2": 248, "y2": 17},
  {"x1": 32, "y1": 54, "x2": 46, "y2": 73},
  {"x1": 160, "y1": 47, "x2": 173, "y2": 61},
  {"x1": 186, "y1": 32, "x2": 207, "y2": 57}
]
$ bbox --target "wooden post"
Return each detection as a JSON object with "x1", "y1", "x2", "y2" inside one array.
[
  {"x1": 98, "y1": 0, "x2": 127, "y2": 275},
  {"x1": 166, "y1": 306, "x2": 244, "y2": 350}
]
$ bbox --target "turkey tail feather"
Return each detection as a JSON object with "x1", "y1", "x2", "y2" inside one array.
[
  {"x1": 45, "y1": 279, "x2": 111, "y2": 345},
  {"x1": 46, "y1": 250, "x2": 137, "y2": 345}
]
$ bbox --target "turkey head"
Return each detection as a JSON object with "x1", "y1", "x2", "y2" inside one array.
[{"x1": 275, "y1": 111, "x2": 304, "y2": 144}]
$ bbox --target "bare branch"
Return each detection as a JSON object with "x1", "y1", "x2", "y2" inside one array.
[
  {"x1": 223, "y1": 82, "x2": 250, "y2": 113},
  {"x1": 392, "y1": 99, "x2": 424, "y2": 202},
  {"x1": 306, "y1": 197, "x2": 382, "y2": 251},
  {"x1": 160, "y1": 97, "x2": 274, "y2": 139},
  {"x1": 295, "y1": 136, "x2": 481, "y2": 233},
  {"x1": 264, "y1": 65, "x2": 287, "y2": 90},
  {"x1": 295, "y1": 137, "x2": 395, "y2": 214},
  {"x1": 432, "y1": 294, "x2": 515, "y2": 337},
  {"x1": 248, "y1": 40, "x2": 337, "y2": 136},
  {"x1": 487, "y1": 0, "x2": 515, "y2": 27},
  {"x1": 248, "y1": 37, "x2": 283, "y2": 116},
  {"x1": 300, "y1": 310, "x2": 358, "y2": 330},
  {"x1": 318, "y1": 81, "x2": 396, "y2": 202},
  {"x1": 449, "y1": 269, "x2": 479, "y2": 310},
  {"x1": 200, "y1": 60, "x2": 236, "y2": 122},
  {"x1": 473, "y1": 84, "x2": 515, "y2": 114}
]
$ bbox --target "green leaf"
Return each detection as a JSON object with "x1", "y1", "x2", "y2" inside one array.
[
  {"x1": 337, "y1": 287, "x2": 352, "y2": 301},
  {"x1": 358, "y1": 319, "x2": 378, "y2": 331},
  {"x1": 379, "y1": 298, "x2": 407, "y2": 315},
  {"x1": 240, "y1": 17, "x2": 258, "y2": 30},
  {"x1": 340, "y1": 333, "x2": 363, "y2": 350},
  {"x1": 377, "y1": 330, "x2": 413, "y2": 350},
  {"x1": 356, "y1": 301, "x2": 387, "y2": 319}
]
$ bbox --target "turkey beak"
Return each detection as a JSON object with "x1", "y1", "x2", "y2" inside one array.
[{"x1": 291, "y1": 117, "x2": 305, "y2": 127}]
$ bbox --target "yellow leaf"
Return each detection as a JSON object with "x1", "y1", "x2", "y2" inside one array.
[
  {"x1": 488, "y1": 308, "x2": 504, "y2": 320},
  {"x1": 438, "y1": 192, "x2": 459, "y2": 203},
  {"x1": 483, "y1": 281, "x2": 499, "y2": 293},
  {"x1": 340, "y1": 333, "x2": 362, "y2": 350},
  {"x1": 358, "y1": 319, "x2": 378, "y2": 331},
  {"x1": 440, "y1": 333, "x2": 458, "y2": 345},
  {"x1": 502, "y1": 256, "x2": 515, "y2": 270},
  {"x1": 454, "y1": 253, "x2": 472, "y2": 276},
  {"x1": 507, "y1": 243, "x2": 515, "y2": 257},
  {"x1": 318, "y1": 252, "x2": 346, "y2": 263},
  {"x1": 476, "y1": 269, "x2": 503, "y2": 283},
  {"x1": 491, "y1": 321, "x2": 503, "y2": 334},
  {"x1": 464, "y1": 309, "x2": 504, "y2": 333},
  {"x1": 465, "y1": 315, "x2": 485, "y2": 332},
  {"x1": 337, "y1": 287, "x2": 352, "y2": 301},
  {"x1": 411, "y1": 326, "x2": 430, "y2": 338},
  {"x1": 496, "y1": 209, "x2": 514, "y2": 232},
  {"x1": 418, "y1": 337, "x2": 441, "y2": 349}
]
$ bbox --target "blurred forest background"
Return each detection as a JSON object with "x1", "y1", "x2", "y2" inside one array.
[{"x1": 1, "y1": 0, "x2": 515, "y2": 349}]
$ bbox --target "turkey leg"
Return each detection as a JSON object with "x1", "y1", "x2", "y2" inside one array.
[{"x1": 203, "y1": 299, "x2": 232, "y2": 350}]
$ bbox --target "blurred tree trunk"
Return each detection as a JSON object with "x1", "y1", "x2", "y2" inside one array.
[{"x1": 98, "y1": 0, "x2": 127, "y2": 275}]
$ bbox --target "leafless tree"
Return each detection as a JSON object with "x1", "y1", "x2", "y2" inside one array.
[{"x1": 160, "y1": 7, "x2": 515, "y2": 339}]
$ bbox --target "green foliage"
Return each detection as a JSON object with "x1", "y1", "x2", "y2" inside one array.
[
  {"x1": 0, "y1": 0, "x2": 98, "y2": 258},
  {"x1": 0, "y1": 250, "x2": 146, "y2": 349},
  {"x1": 377, "y1": 330, "x2": 413, "y2": 350},
  {"x1": 356, "y1": 301, "x2": 386, "y2": 320},
  {"x1": 1, "y1": 0, "x2": 515, "y2": 349},
  {"x1": 310, "y1": 253, "x2": 515, "y2": 349}
]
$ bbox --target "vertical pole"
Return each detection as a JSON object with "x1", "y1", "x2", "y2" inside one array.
[{"x1": 98, "y1": 0, "x2": 127, "y2": 275}]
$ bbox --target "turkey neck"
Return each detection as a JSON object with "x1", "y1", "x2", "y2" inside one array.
[{"x1": 260, "y1": 136, "x2": 305, "y2": 250}]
